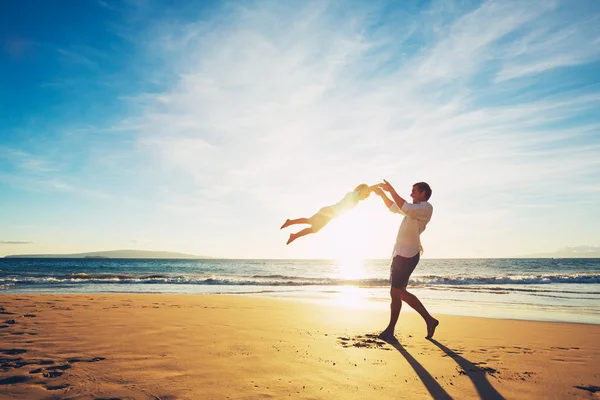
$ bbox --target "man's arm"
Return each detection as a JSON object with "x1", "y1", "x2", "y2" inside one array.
[
  {"x1": 373, "y1": 187, "x2": 395, "y2": 209},
  {"x1": 379, "y1": 179, "x2": 407, "y2": 208}
]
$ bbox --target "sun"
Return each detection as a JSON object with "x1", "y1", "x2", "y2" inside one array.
[
  {"x1": 324, "y1": 206, "x2": 379, "y2": 279},
  {"x1": 308, "y1": 196, "x2": 393, "y2": 269}
]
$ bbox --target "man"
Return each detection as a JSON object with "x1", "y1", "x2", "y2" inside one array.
[{"x1": 374, "y1": 179, "x2": 439, "y2": 340}]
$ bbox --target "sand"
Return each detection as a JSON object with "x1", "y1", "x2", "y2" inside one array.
[{"x1": 0, "y1": 294, "x2": 599, "y2": 399}]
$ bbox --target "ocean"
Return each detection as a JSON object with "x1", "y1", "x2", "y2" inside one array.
[{"x1": 1, "y1": 258, "x2": 599, "y2": 324}]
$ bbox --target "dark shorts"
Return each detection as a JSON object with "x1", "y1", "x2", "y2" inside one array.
[{"x1": 390, "y1": 253, "x2": 420, "y2": 288}]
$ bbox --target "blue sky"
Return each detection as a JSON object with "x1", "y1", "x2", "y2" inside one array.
[{"x1": 1, "y1": 0, "x2": 599, "y2": 259}]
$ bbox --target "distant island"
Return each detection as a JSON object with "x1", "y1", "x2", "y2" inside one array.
[
  {"x1": 4, "y1": 250, "x2": 211, "y2": 259},
  {"x1": 518, "y1": 246, "x2": 600, "y2": 258}
]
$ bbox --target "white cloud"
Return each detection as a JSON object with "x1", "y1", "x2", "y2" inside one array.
[
  {"x1": 416, "y1": 0, "x2": 555, "y2": 82},
  {"x1": 4, "y1": 0, "x2": 600, "y2": 258},
  {"x1": 0, "y1": 146, "x2": 57, "y2": 174},
  {"x1": 123, "y1": 2, "x2": 598, "y2": 188},
  {"x1": 56, "y1": 48, "x2": 101, "y2": 71},
  {"x1": 496, "y1": 15, "x2": 600, "y2": 81}
]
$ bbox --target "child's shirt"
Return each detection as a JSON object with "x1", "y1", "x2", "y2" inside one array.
[{"x1": 328, "y1": 191, "x2": 361, "y2": 217}]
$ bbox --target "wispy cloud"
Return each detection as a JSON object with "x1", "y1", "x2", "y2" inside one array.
[
  {"x1": 415, "y1": 0, "x2": 555, "y2": 82},
  {"x1": 120, "y1": 1, "x2": 599, "y2": 209},
  {"x1": 496, "y1": 14, "x2": 600, "y2": 81},
  {"x1": 92, "y1": 0, "x2": 116, "y2": 11},
  {"x1": 0, "y1": 146, "x2": 57, "y2": 174},
  {"x1": 0, "y1": 240, "x2": 34, "y2": 245},
  {"x1": 0, "y1": 146, "x2": 75, "y2": 192},
  {"x1": 3, "y1": 0, "x2": 599, "y2": 257},
  {"x1": 56, "y1": 47, "x2": 102, "y2": 72}
]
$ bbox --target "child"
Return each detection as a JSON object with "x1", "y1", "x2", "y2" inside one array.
[{"x1": 281, "y1": 183, "x2": 375, "y2": 245}]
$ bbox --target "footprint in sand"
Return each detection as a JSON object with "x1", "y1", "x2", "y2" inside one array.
[
  {"x1": 517, "y1": 371, "x2": 535, "y2": 381},
  {"x1": 457, "y1": 365, "x2": 500, "y2": 378},
  {"x1": 30, "y1": 363, "x2": 73, "y2": 379},
  {"x1": 0, "y1": 376, "x2": 32, "y2": 385},
  {"x1": 30, "y1": 364, "x2": 72, "y2": 375},
  {"x1": 337, "y1": 334, "x2": 391, "y2": 350},
  {"x1": 43, "y1": 370, "x2": 64, "y2": 378},
  {"x1": 44, "y1": 383, "x2": 70, "y2": 390},
  {"x1": 2, "y1": 356, "x2": 56, "y2": 372},
  {"x1": 67, "y1": 356, "x2": 106, "y2": 363},
  {"x1": 1, "y1": 349, "x2": 28, "y2": 355}
]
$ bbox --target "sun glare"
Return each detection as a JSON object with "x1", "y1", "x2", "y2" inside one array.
[
  {"x1": 324, "y1": 201, "x2": 384, "y2": 264},
  {"x1": 332, "y1": 285, "x2": 371, "y2": 309},
  {"x1": 335, "y1": 256, "x2": 366, "y2": 280}
]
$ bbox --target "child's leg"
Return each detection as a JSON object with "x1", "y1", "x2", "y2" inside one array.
[
  {"x1": 287, "y1": 227, "x2": 314, "y2": 245},
  {"x1": 280, "y1": 218, "x2": 310, "y2": 229}
]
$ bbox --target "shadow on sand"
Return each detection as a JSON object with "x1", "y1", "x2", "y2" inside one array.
[
  {"x1": 381, "y1": 336, "x2": 452, "y2": 400},
  {"x1": 427, "y1": 338, "x2": 505, "y2": 400},
  {"x1": 379, "y1": 336, "x2": 505, "y2": 400}
]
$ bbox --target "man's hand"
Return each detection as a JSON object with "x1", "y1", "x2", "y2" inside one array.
[
  {"x1": 379, "y1": 179, "x2": 394, "y2": 192},
  {"x1": 379, "y1": 179, "x2": 407, "y2": 208},
  {"x1": 373, "y1": 185, "x2": 394, "y2": 209}
]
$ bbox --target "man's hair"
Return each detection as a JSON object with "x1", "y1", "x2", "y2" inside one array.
[{"x1": 413, "y1": 182, "x2": 432, "y2": 200}]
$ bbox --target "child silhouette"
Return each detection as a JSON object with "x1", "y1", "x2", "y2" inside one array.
[{"x1": 281, "y1": 183, "x2": 376, "y2": 245}]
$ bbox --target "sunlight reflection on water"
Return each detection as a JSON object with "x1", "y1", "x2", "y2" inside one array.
[{"x1": 334, "y1": 257, "x2": 368, "y2": 280}]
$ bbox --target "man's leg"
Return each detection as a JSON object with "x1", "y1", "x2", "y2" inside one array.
[
  {"x1": 400, "y1": 289, "x2": 439, "y2": 339},
  {"x1": 379, "y1": 287, "x2": 403, "y2": 338}
]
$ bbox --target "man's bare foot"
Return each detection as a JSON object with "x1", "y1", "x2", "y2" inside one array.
[
  {"x1": 280, "y1": 219, "x2": 291, "y2": 229},
  {"x1": 378, "y1": 330, "x2": 395, "y2": 341},
  {"x1": 286, "y1": 233, "x2": 296, "y2": 245},
  {"x1": 426, "y1": 318, "x2": 439, "y2": 339}
]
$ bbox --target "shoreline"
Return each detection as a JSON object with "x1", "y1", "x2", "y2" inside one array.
[
  {"x1": 3, "y1": 288, "x2": 599, "y2": 326},
  {"x1": 1, "y1": 293, "x2": 599, "y2": 399},
  {"x1": 3, "y1": 258, "x2": 598, "y2": 327}
]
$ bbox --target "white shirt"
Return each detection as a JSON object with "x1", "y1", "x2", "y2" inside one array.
[{"x1": 389, "y1": 201, "x2": 433, "y2": 258}]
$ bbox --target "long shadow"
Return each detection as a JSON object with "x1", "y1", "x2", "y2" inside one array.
[
  {"x1": 427, "y1": 339, "x2": 505, "y2": 400},
  {"x1": 381, "y1": 337, "x2": 453, "y2": 400}
]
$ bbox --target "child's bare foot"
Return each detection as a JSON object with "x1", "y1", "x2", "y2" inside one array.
[
  {"x1": 280, "y1": 219, "x2": 291, "y2": 229},
  {"x1": 426, "y1": 318, "x2": 439, "y2": 339},
  {"x1": 286, "y1": 233, "x2": 296, "y2": 245}
]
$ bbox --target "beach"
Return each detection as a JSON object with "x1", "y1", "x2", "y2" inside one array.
[{"x1": 1, "y1": 294, "x2": 598, "y2": 399}]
